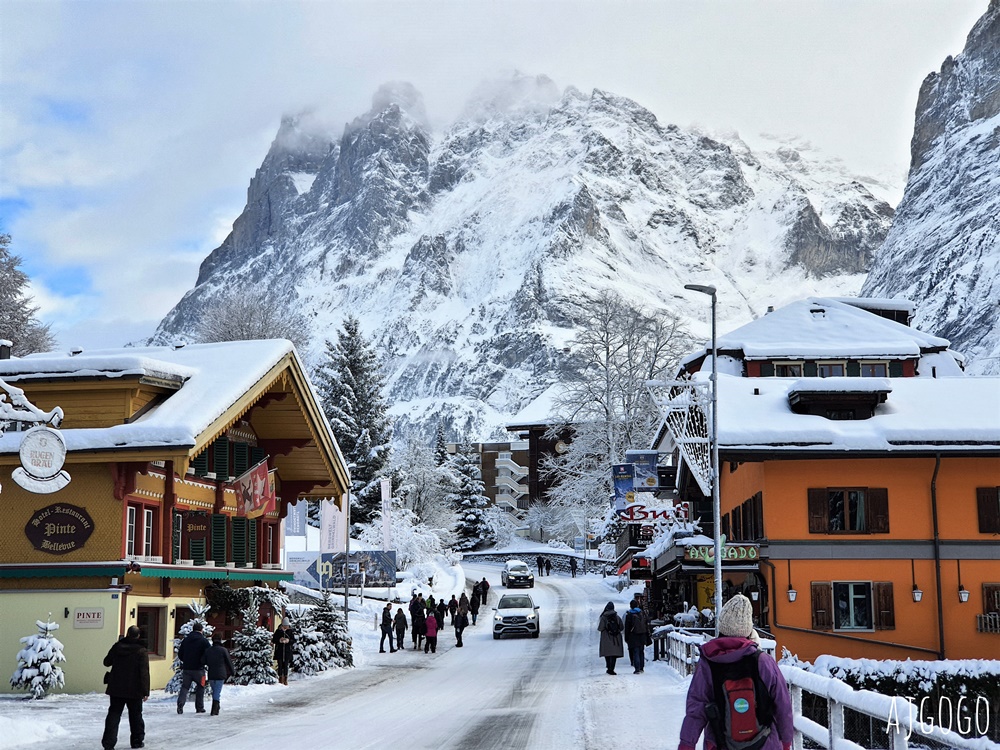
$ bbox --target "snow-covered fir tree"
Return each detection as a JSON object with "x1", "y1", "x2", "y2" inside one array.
[
  {"x1": 9, "y1": 617, "x2": 65, "y2": 699},
  {"x1": 165, "y1": 601, "x2": 213, "y2": 694},
  {"x1": 313, "y1": 316, "x2": 393, "y2": 527},
  {"x1": 433, "y1": 424, "x2": 448, "y2": 466},
  {"x1": 448, "y1": 444, "x2": 493, "y2": 551},
  {"x1": 230, "y1": 596, "x2": 278, "y2": 685},
  {"x1": 286, "y1": 606, "x2": 331, "y2": 676},
  {"x1": 311, "y1": 592, "x2": 353, "y2": 668},
  {"x1": 0, "y1": 234, "x2": 55, "y2": 355}
]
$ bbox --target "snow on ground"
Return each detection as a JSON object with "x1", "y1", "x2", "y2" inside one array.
[{"x1": 0, "y1": 561, "x2": 690, "y2": 750}]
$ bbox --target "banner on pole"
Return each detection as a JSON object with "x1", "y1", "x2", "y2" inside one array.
[
  {"x1": 320, "y1": 498, "x2": 346, "y2": 553},
  {"x1": 236, "y1": 459, "x2": 276, "y2": 519},
  {"x1": 285, "y1": 500, "x2": 307, "y2": 537},
  {"x1": 625, "y1": 450, "x2": 659, "y2": 489},
  {"x1": 380, "y1": 479, "x2": 392, "y2": 552},
  {"x1": 611, "y1": 464, "x2": 635, "y2": 511}
]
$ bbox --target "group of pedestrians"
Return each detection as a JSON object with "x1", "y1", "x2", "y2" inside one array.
[{"x1": 398, "y1": 584, "x2": 482, "y2": 654}]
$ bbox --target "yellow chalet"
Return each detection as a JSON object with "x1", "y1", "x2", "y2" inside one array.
[{"x1": 0, "y1": 340, "x2": 349, "y2": 694}]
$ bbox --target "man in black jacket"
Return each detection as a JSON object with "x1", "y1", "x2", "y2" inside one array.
[
  {"x1": 102, "y1": 625, "x2": 150, "y2": 750},
  {"x1": 204, "y1": 632, "x2": 236, "y2": 716},
  {"x1": 176, "y1": 622, "x2": 210, "y2": 714},
  {"x1": 379, "y1": 602, "x2": 396, "y2": 653}
]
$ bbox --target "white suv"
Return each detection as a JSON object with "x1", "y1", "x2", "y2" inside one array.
[{"x1": 493, "y1": 593, "x2": 540, "y2": 639}]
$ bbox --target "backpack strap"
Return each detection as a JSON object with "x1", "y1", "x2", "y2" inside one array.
[{"x1": 749, "y1": 651, "x2": 775, "y2": 728}]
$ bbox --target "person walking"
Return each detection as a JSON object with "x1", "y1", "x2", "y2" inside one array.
[
  {"x1": 379, "y1": 602, "x2": 396, "y2": 653},
  {"x1": 536, "y1": 556, "x2": 544, "y2": 576},
  {"x1": 424, "y1": 609, "x2": 439, "y2": 653},
  {"x1": 101, "y1": 625, "x2": 149, "y2": 750},
  {"x1": 678, "y1": 594, "x2": 793, "y2": 750},
  {"x1": 176, "y1": 622, "x2": 210, "y2": 714},
  {"x1": 458, "y1": 591, "x2": 469, "y2": 615},
  {"x1": 545, "y1": 558, "x2": 552, "y2": 576},
  {"x1": 570, "y1": 557, "x2": 578, "y2": 578},
  {"x1": 448, "y1": 595, "x2": 459, "y2": 624},
  {"x1": 597, "y1": 602, "x2": 624, "y2": 675},
  {"x1": 204, "y1": 632, "x2": 235, "y2": 716},
  {"x1": 479, "y1": 577, "x2": 490, "y2": 607},
  {"x1": 454, "y1": 608, "x2": 469, "y2": 647},
  {"x1": 412, "y1": 600, "x2": 427, "y2": 650},
  {"x1": 470, "y1": 590, "x2": 481, "y2": 626},
  {"x1": 624, "y1": 599, "x2": 652, "y2": 674},
  {"x1": 393, "y1": 607, "x2": 408, "y2": 651},
  {"x1": 436, "y1": 598, "x2": 448, "y2": 629},
  {"x1": 272, "y1": 619, "x2": 295, "y2": 685}
]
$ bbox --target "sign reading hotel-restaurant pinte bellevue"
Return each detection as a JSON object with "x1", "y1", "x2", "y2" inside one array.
[{"x1": 24, "y1": 503, "x2": 95, "y2": 555}]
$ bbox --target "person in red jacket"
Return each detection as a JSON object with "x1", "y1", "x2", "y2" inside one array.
[
  {"x1": 102, "y1": 626, "x2": 149, "y2": 750},
  {"x1": 424, "y1": 610, "x2": 439, "y2": 653}
]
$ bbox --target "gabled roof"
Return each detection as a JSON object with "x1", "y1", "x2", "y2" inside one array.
[
  {"x1": 656, "y1": 373, "x2": 1000, "y2": 456},
  {"x1": 0, "y1": 340, "x2": 349, "y2": 501},
  {"x1": 680, "y1": 297, "x2": 958, "y2": 368}
]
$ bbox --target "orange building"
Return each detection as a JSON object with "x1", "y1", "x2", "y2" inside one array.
[
  {"x1": 650, "y1": 298, "x2": 1000, "y2": 661},
  {"x1": 0, "y1": 340, "x2": 349, "y2": 693}
]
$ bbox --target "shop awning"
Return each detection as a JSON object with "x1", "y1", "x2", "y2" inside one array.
[
  {"x1": 617, "y1": 560, "x2": 632, "y2": 575},
  {"x1": 0, "y1": 563, "x2": 126, "y2": 579},
  {"x1": 135, "y1": 565, "x2": 292, "y2": 582}
]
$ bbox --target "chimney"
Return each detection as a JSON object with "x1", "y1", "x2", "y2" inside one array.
[
  {"x1": 766, "y1": 306, "x2": 774, "y2": 314},
  {"x1": 0, "y1": 340, "x2": 11, "y2": 360}
]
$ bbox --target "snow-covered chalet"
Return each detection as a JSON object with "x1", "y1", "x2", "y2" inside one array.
[
  {"x1": 0, "y1": 340, "x2": 349, "y2": 694},
  {"x1": 647, "y1": 297, "x2": 1000, "y2": 661}
]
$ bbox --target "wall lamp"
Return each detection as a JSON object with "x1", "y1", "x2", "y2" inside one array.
[
  {"x1": 129, "y1": 608, "x2": 136, "y2": 618},
  {"x1": 958, "y1": 559, "x2": 970, "y2": 603},
  {"x1": 64, "y1": 607, "x2": 70, "y2": 618},
  {"x1": 786, "y1": 559, "x2": 797, "y2": 602},
  {"x1": 911, "y1": 560, "x2": 923, "y2": 603}
]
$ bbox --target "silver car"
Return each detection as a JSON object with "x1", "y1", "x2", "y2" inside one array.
[{"x1": 492, "y1": 593, "x2": 540, "y2": 639}]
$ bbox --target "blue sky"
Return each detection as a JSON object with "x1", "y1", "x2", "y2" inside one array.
[{"x1": 0, "y1": 0, "x2": 989, "y2": 351}]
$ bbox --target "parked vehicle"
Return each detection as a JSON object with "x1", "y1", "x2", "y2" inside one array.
[
  {"x1": 500, "y1": 559, "x2": 535, "y2": 588},
  {"x1": 493, "y1": 593, "x2": 540, "y2": 639}
]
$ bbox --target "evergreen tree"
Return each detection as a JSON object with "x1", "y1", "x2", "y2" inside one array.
[
  {"x1": 165, "y1": 601, "x2": 213, "y2": 694},
  {"x1": 314, "y1": 316, "x2": 393, "y2": 526},
  {"x1": 433, "y1": 424, "x2": 448, "y2": 466},
  {"x1": 311, "y1": 592, "x2": 353, "y2": 668},
  {"x1": 448, "y1": 445, "x2": 493, "y2": 551},
  {"x1": 0, "y1": 234, "x2": 55, "y2": 355},
  {"x1": 287, "y1": 606, "x2": 331, "y2": 676},
  {"x1": 230, "y1": 596, "x2": 278, "y2": 685},
  {"x1": 9, "y1": 616, "x2": 66, "y2": 699}
]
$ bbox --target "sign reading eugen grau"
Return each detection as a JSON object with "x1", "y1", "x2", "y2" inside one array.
[{"x1": 24, "y1": 503, "x2": 95, "y2": 554}]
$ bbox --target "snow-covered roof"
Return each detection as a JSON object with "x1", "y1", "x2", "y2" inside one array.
[
  {"x1": 506, "y1": 382, "x2": 565, "y2": 428},
  {"x1": 690, "y1": 297, "x2": 952, "y2": 361},
  {"x1": 701, "y1": 373, "x2": 1000, "y2": 453},
  {"x1": 0, "y1": 340, "x2": 297, "y2": 455}
]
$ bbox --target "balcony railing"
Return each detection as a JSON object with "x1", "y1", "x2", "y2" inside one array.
[
  {"x1": 976, "y1": 613, "x2": 1000, "y2": 633},
  {"x1": 124, "y1": 555, "x2": 163, "y2": 564}
]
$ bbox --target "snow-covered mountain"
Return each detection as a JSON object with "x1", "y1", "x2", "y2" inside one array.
[
  {"x1": 862, "y1": 0, "x2": 1000, "y2": 375},
  {"x1": 152, "y1": 74, "x2": 894, "y2": 439}
]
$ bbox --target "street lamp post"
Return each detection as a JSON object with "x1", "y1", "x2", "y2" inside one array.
[{"x1": 684, "y1": 283, "x2": 722, "y2": 636}]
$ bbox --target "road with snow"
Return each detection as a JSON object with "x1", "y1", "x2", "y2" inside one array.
[{"x1": 2, "y1": 565, "x2": 691, "y2": 750}]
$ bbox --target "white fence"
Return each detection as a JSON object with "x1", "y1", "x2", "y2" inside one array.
[{"x1": 656, "y1": 629, "x2": 993, "y2": 750}]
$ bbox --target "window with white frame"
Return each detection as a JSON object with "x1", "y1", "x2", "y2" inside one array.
[
  {"x1": 126, "y1": 506, "x2": 137, "y2": 556},
  {"x1": 833, "y1": 581, "x2": 873, "y2": 630},
  {"x1": 143, "y1": 509, "x2": 154, "y2": 556}
]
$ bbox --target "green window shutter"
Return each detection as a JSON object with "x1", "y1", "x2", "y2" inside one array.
[
  {"x1": 213, "y1": 436, "x2": 230, "y2": 479},
  {"x1": 760, "y1": 362, "x2": 775, "y2": 377},
  {"x1": 846, "y1": 361, "x2": 860, "y2": 377},
  {"x1": 248, "y1": 520, "x2": 258, "y2": 567},
  {"x1": 191, "y1": 451, "x2": 209, "y2": 477},
  {"x1": 250, "y1": 446, "x2": 266, "y2": 467},
  {"x1": 889, "y1": 361, "x2": 904, "y2": 377},
  {"x1": 232, "y1": 517, "x2": 248, "y2": 567},
  {"x1": 172, "y1": 511, "x2": 182, "y2": 563},
  {"x1": 234, "y1": 442, "x2": 250, "y2": 477},
  {"x1": 190, "y1": 539, "x2": 207, "y2": 566},
  {"x1": 211, "y1": 514, "x2": 228, "y2": 566},
  {"x1": 803, "y1": 362, "x2": 818, "y2": 377}
]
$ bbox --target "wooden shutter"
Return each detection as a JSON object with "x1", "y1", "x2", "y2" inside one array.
[
  {"x1": 232, "y1": 516, "x2": 248, "y2": 567},
  {"x1": 250, "y1": 446, "x2": 266, "y2": 467},
  {"x1": 808, "y1": 489, "x2": 829, "y2": 533},
  {"x1": 233, "y1": 442, "x2": 250, "y2": 477},
  {"x1": 213, "y1": 436, "x2": 230, "y2": 479},
  {"x1": 874, "y1": 582, "x2": 895, "y2": 630},
  {"x1": 211, "y1": 514, "x2": 228, "y2": 566},
  {"x1": 754, "y1": 492, "x2": 765, "y2": 540},
  {"x1": 867, "y1": 488, "x2": 890, "y2": 533},
  {"x1": 191, "y1": 451, "x2": 209, "y2": 477},
  {"x1": 171, "y1": 511, "x2": 182, "y2": 564},
  {"x1": 977, "y1": 488, "x2": 1000, "y2": 534},
  {"x1": 760, "y1": 362, "x2": 775, "y2": 377},
  {"x1": 803, "y1": 362, "x2": 818, "y2": 377},
  {"x1": 248, "y1": 519, "x2": 258, "y2": 567},
  {"x1": 732, "y1": 508, "x2": 742, "y2": 541},
  {"x1": 811, "y1": 582, "x2": 833, "y2": 630},
  {"x1": 846, "y1": 361, "x2": 860, "y2": 377},
  {"x1": 889, "y1": 361, "x2": 904, "y2": 377},
  {"x1": 984, "y1": 584, "x2": 1000, "y2": 615},
  {"x1": 190, "y1": 538, "x2": 207, "y2": 566},
  {"x1": 721, "y1": 514, "x2": 730, "y2": 540}
]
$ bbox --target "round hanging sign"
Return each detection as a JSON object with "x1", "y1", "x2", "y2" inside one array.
[{"x1": 13, "y1": 426, "x2": 71, "y2": 493}]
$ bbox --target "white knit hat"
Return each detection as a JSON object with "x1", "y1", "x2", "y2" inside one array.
[{"x1": 718, "y1": 594, "x2": 756, "y2": 640}]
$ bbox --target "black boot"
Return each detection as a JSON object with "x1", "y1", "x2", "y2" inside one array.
[{"x1": 211, "y1": 700, "x2": 220, "y2": 716}]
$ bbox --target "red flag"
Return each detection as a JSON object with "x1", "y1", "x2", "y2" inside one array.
[{"x1": 236, "y1": 460, "x2": 275, "y2": 519}]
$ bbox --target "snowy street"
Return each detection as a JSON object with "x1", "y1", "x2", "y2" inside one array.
[{"x1": 0, "y1": 564, "x2": 691, "y2": 750}]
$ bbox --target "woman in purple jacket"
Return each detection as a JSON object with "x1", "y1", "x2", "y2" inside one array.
[{"x1": 678, "y1": 595, "x2": 793, "y2": 750}]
